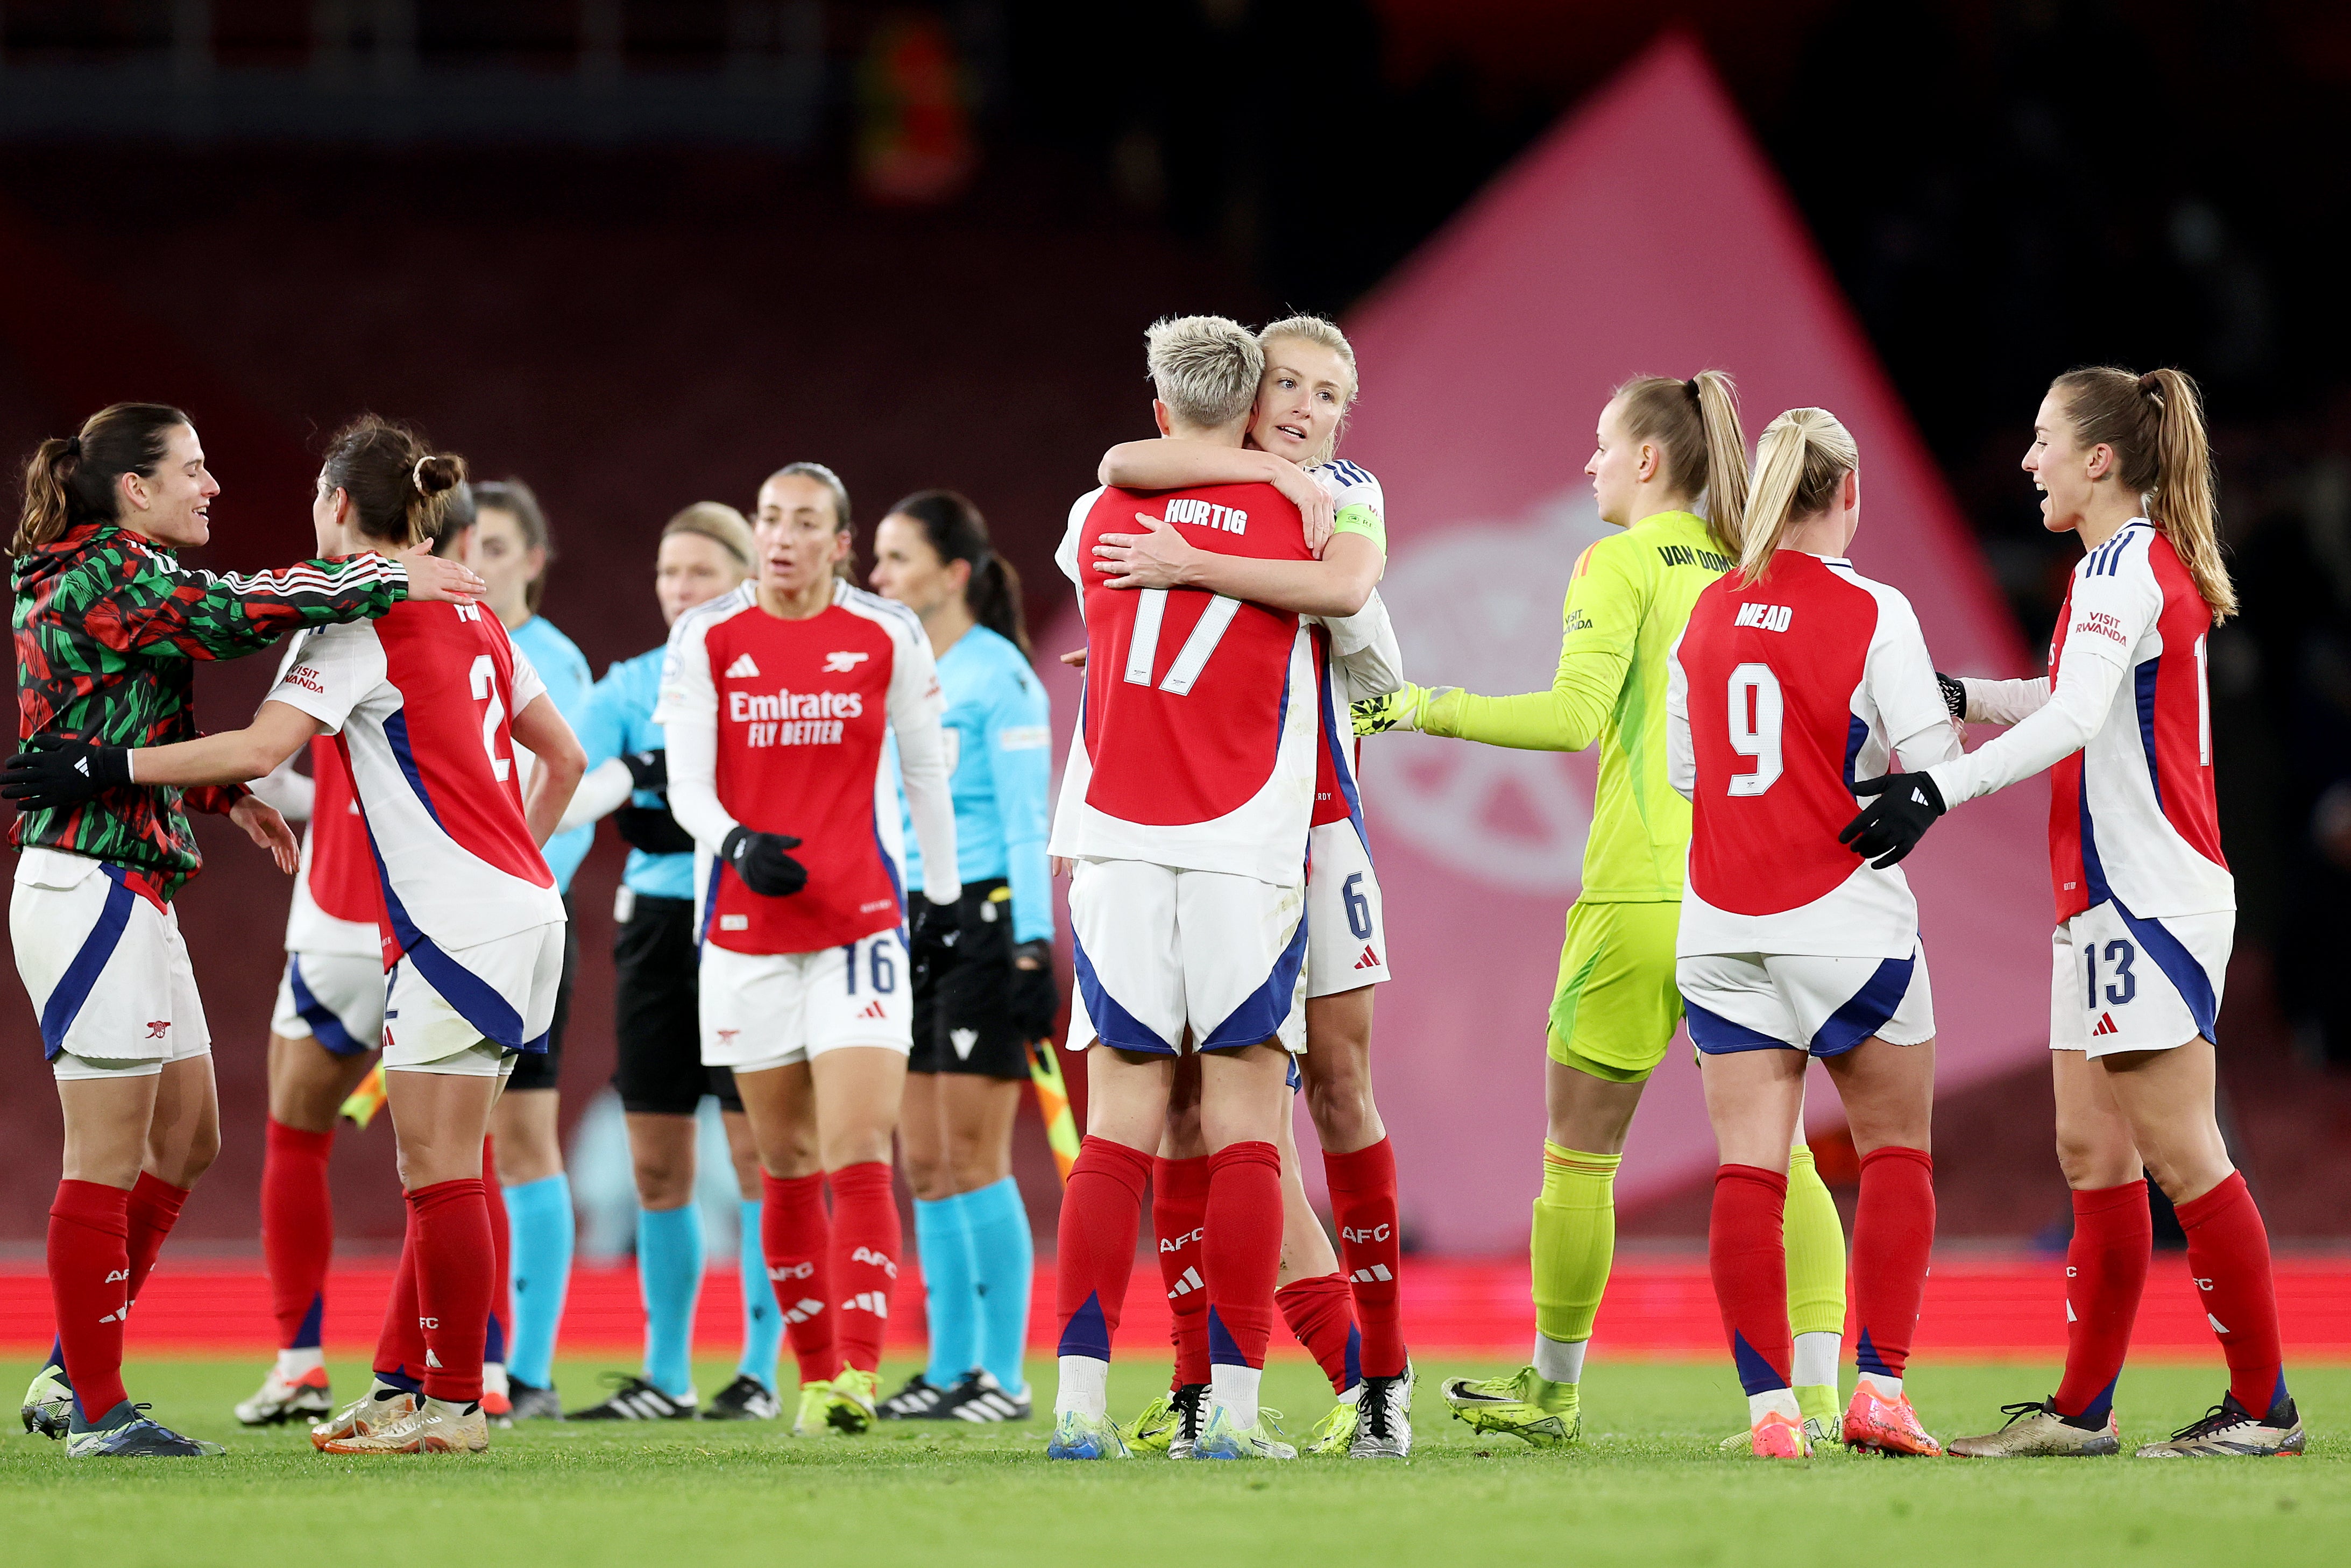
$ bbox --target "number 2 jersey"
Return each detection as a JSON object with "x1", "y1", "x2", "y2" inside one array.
[
  {"x1": 1667, "y1": 551, "x2": 1960, "y2": 959},
  {"x1": 1049, "y1": 479, "x2": 1321, "y2": 886},
  {"x1": 265, "y1": 601, "x2": 564, "y2": 967}
]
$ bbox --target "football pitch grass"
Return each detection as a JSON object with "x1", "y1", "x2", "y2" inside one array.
[{"x1": 4, "y1": 1357, "x2": 2343, "y2": 1566}]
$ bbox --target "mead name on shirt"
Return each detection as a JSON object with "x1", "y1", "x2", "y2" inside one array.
[
  {"x1": 1732, "y1": 602, "x2": 1793, "y2": 633},
  {"x1": 1165, "y1": 498, "x2": 1248, "y2": 534},
  {"x1": 729, "y1": 686, "x2": 862, "y2": 748}
]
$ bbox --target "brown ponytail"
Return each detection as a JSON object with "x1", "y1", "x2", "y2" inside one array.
[
  {"x1": 13, "y1": 403, "x2": 192, "y2": 555},
  {"x1": 2051, "y1": 365, "x2": 2235, "y2": 623},
  {"x1": 886, "y1": 488, "x2": 1031, "y2": 656},
  {"x1": 1612, "y1": 370, "x2": 1747, "y2": 554},
  {"x1": 319, "y1": 415, "x2": 468, "y2": 552}
]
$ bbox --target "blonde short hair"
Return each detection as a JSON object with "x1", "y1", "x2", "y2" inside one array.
[
  {"x1": 1145, "y1": 315, "x2": 1264, "y2": 430},
  {"x1": 661, "y1": 501, "x2": 755, "y2": 573}
]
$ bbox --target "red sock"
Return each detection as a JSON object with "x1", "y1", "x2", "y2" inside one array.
[
  {"x1": 2174, "y1": 1172, "x2": 2288, "y2": 1417},
  {"x1": 1152, "y1": 1155, "x2": 1211, "y2": 1387},
  {"x1": 48, "y1": 1181, "x2": 132, "y2": 1422},
  {"x1": 761, "y1": 1170, "x2": 834, "y2": 1385},
  {"x1": 2051, "y1": 1179, "x2": 2151, "y2": 1423},
  {"x1": 1323, "y1": 1138, "x2": 1404, "y2": 1378},
  {"x1": 1277, "y1": 1272, "x2": 1359, "y2": 1394},
  {"x1": 1852, "y1": 1146, "x2": 1934, "y2": 1382},
  {"x1": 409, "y1": 1177, "x2": 492, "y2": 1404},
  {"x1": 123, "y1": 1170, "x2": 188, "y2": 1316},
  {"x1": 374, "y1": 1208, "x2": 427, "y2": 1389},
  {"x1": 1203, "y1": 1141, "x2": 1282, "y2": 1373},
  {"x1": 1054, "y1": 1137, "x2": 1152, "y2": 1362},
  {"x1": 262, "y1": 1120, "x2": 336, "y2": 1350},
  {"x1": 482, "y1": 1138, "x2": 510, "y2": 1366},
  {"x1": 827, "y1": 1162, "x2": 901, "y2": 1375},
  {"x1": 1710, "y1": 1163, "x2": 1791, "y2": 1394}
]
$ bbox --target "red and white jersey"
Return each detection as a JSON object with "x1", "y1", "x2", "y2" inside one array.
[
  {"x1": 283, "y1": 737, "x2": 385, "y2": 959},
  {"x1": 1049, "y1": 481, "x2": 1320, "y2": 884},
  {"x1": 656, "y1": 580, "x2": 952, "y2": 956},
  {"x1": 1668, "y1": 551, "x2": 1960, "y2": 959},
  {"x1": 265, "y1": 601, "x2": 563, "y2": 964},
  {"x1": 1930, "y1": 521, "x2": 2231, "y2": 923}
]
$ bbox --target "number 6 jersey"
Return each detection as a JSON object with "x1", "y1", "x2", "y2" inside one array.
[
  {"x1": 265, "y1": 600, "x2": 564, "y2": 964},
  {"x1": 1667, "y1": 551, "x2": 1959, "y2": 959},
  {"x1": 1049, "y1": 480, "x2": 1321, "y2": 885}
]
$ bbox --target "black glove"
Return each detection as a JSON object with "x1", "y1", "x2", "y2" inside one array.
[
  {"x1": 909, "y1": 896, "x2": 959, "y2": 970},
  {"x1": 620, "y1": 749, "x2": 668, "y2": 792},
  {"x1": 1839, "y1": 771, "x2": 1948, "y2": 869},
  {"x1": 2, "y1": 735, "x2": 132, "y2": 811},
  {"x1": 1007, "y1": 939, "x2": 1061, "y2": 1040},
  {"x1": 1936, "y1": 671, "x2": 1966, "y2": 721},
  {"x1": 720, "y1": 825, "x2": 806, "y2": 897},
  {"x1": 614, "y1": 804, "x2": 697, "y2": 856}
]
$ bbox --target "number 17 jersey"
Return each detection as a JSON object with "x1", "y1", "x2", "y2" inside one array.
[{"x1": 1049, "y1": 480, "x2": 1321, "y2": 886}]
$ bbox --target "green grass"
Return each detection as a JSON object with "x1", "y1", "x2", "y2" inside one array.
[{"x1": 4, "y1": 1357, "x2": 2344, "y2": 1566}]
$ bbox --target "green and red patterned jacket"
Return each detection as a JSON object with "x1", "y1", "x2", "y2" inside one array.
[{"x1": 11, "y1": 520, "x2": 409, "y2": 898}]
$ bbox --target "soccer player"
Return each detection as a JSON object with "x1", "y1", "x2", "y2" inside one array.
[
  {"x1": 1850, "y1": 369, "x2": 2304, "y2": 1459},
  {"x1": 1669, "y1": 407, "x2": 1956, "y2": 1459},
  {"x1": 1046, "y1": 315, "x2": 1369, "y2": 1462},
  {"x1": 6, "y1": 404, "x2": 480, "y2": 1458},
  {"x1": 233, "y1": 488, "x2": 481, "y2": 1430},
  {"x1": 1356, "y1": 375, "x2": 1853, "y2": 1447},
  {"x1": 39, "y1": 417, "x2": 575, "y2": 1457},
  {"x1": 867, "y1": 490, "x2": 1054, "y2": 1425},
  {"x1": 658, "y1": 463, "x2": 961, "y2": 1437},
  {"x1": 556, "y1": 502, "x2": 787, "y2": 1422},
  {"x1": 466, "y1": 480, "x2": 593, "y2": 1422},
  {"x1": 1085, "y1": 316, "x2": 1411, "y2": 1458}
]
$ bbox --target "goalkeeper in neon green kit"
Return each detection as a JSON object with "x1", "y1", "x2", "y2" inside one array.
[{"x1": 1356, "y1": 373, "x2": 1850, "y2": 1447}]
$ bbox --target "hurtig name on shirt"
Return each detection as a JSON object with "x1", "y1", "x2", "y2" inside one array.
[
  {"x1": 727, "y1": 686, "x2": 863, "y2": 748},
  {"x1": 1164, "y1": 497, "x2": 1249, "y2": 534}
]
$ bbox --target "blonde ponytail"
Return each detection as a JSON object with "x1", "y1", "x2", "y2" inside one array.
[
  {"x1": 1737, "y1": 407, "x2": 1858, "y2": 584},
  {"x1": 1613, "y1": 369, "x2": 1746, "y2": 554},
  {"x1": 2051, "y1": 365, "x2": 2235, "y2": 623}
]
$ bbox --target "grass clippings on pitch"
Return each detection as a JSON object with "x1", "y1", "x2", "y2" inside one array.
[{"x1": 2, "y1": 1357, "x2": 2342, "y2": 1567}]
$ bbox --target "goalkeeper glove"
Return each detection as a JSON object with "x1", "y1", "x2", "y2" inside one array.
[
  {"x1": 1352, "y1": 682, "x2": 1457, "y2": 736},
  {"x1": 1840, "y1": 772, "x2": 1947, "y2": 868},
  {"x1": 2, "y1": 735, "x2": 132, "y2": 811},
  {"x1": 721, "y1": 825, "x2": 807, "y2": 897}
]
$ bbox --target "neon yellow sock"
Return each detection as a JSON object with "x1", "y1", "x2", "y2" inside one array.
[
  {"x1": 1783, "y1": 1142, "x2": 1847, "y2": 1339},
  {"x1": 1531, "y1": 1143, "x2": 1620, "y2": 1351}
]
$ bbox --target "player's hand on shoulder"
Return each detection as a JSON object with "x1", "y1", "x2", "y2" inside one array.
[
  {"x1": 1092, "y1": 513, "x2": 1199, "y2": 591},
  {"x1": 1266, "y1": 462, "x2": 1335, "y2": 555},
  {"x1": 720, "y1": 824, "x2": 806, "y2": 897},
  {"x1": 396, "y1": 542, "x2": 486, "y2": 605},
  {"x1": 1839, "y1": 771, "x2": 1947, "y2": 868}
]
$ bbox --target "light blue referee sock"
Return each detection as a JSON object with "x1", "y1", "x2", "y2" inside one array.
[
  {"x1": 504, "y1": 1173, "x2": 574, "y2": 1390},
  {"x1": 735, "y1": 1197, "x2": 783, "y2": 1390},
  {"x1": 965, "y1": 1175, "x2": 1033, "y2": 1397},
  {"x1": 637, "y1": 1203, "x2": 704, "y2": 1400},
  {"x1": 914, "y1": 1191, "x2": 977, "y2": 1387}
]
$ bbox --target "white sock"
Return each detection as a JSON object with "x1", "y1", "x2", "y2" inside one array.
[
  {"x1": 1857, "y1": 1370, "x2": 1903, "y2": 1402},
  {"x1": 1210, "y1": 1362, "x2": 1263, "y2": 1423},
  {"x1": 275, "y1": 1346, "x2": 325, "y2": 1380},
  {"x1": 370, "y1": 1378, "x2": 412, "y2": 1401},
  {"x1": 1532, "y1": 1333, "x2": 1587, "y2": 1386},
  {"x1": 422, "y1": 1395, "x2": 474, "y2": 1418},
  {"x1": 482, "y1": 1362, "x2": 509, "y2": 1399},
  {"x1": 1747, "y1": 1387, "x2": 1802, "y2": 1427},
  {"x1": 1791, "y1": 1332, "x2": 1840, "y2": 1392},
  {"x1": 1056, "y1": 1356, "x2": 1109, "y2": 1420}
]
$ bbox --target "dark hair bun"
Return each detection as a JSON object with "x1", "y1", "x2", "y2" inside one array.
[{"x1": 415, "y1": 454, "x2": 467, "y2": 495}]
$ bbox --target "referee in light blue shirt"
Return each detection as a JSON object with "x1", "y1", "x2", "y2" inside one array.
[{"x1": 867, "y1": 490, "x2": 1057, "y2": 1425}]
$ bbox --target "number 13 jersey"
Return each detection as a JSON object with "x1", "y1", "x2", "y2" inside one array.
[
  {"x1": 1667, "y1": 551, "x2": 1959, "y2": 959},
  {"x1": 265, "y1": 600, "x2": 564, "y2": 964},
  {"x1": 1050, "y1": 480, "x2": 1321, "y2": 886}
]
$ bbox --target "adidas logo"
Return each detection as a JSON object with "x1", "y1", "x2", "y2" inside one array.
[
  {"x1": 843, "y1": 1291, "x2": 890, "y2": 1317},
  {"x1": 724, "y1": 652, "x2": 761, "y2": 679},
  {"x1": 1910, "y1": 787, "x2": 1930, "y2": 805},
  {"x1": 74, "y1": 757, "x2": 90, "y2": 776},
  {"x1": 426, "y1": 1351, "x2": 443, "y2": 1368},
  {"x1": 2208, "y1": 1312, "x2": 2230, "y2": 1335},
  {"x1": 1351, "y1": 1265, "x2": 1394, "y2": 1284},
  {"x1": 856, "y1": 1000, "x2": 887, "y2": 1020},
  {"x1": 781, "y1": 1296, "x2": 826, "y2": 1324},
  {"x1": 1166, "y1": 1265, "x2": 1204, "y2": 1299},
  {"x1": 2091, "y1": 1012, "x2": 2119, "y2": 1037},
  {"x1": 1354, "y1": 945, "x2": 1382, "y2": 970}
]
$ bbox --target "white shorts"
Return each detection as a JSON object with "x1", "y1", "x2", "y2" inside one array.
[
  {"x1": 700, "y1": 927, "x2": 912, "y2": 1073},
  {"x1": 11, "y1": 850, "x2": 211, "y2": 1079},
  {"x1": 2051, "y1": 904, "x2": 2232, "y2": 1059},
  {"x1": 272, "y1": 952, "x2": 386, "y2": 1057},
  {"x1": 1306, "y1": 819, "x2": 1390, "y2": 998},
  {"x1": 382, "y1": 921, "x2": 565, "y2": 1075},
  {"x1": 1680, "y1": 946, "x2": 1935, "y2": 1058},
  {"x1": 1067, "y1": 859, "x2": 1307, "y2": 1056}
]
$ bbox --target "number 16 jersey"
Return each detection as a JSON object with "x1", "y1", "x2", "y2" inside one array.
[
  {"x1": 1667, "y1": 551, "x2": 1959, "y2": 959},
  {"x1": 1049, "y1": 480, "x2": 1321, "y2": 886}
]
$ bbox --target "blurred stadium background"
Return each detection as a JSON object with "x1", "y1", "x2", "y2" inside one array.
[{"x1": 4, "y1": 2, "x2": 2350, "y2": 1347}]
